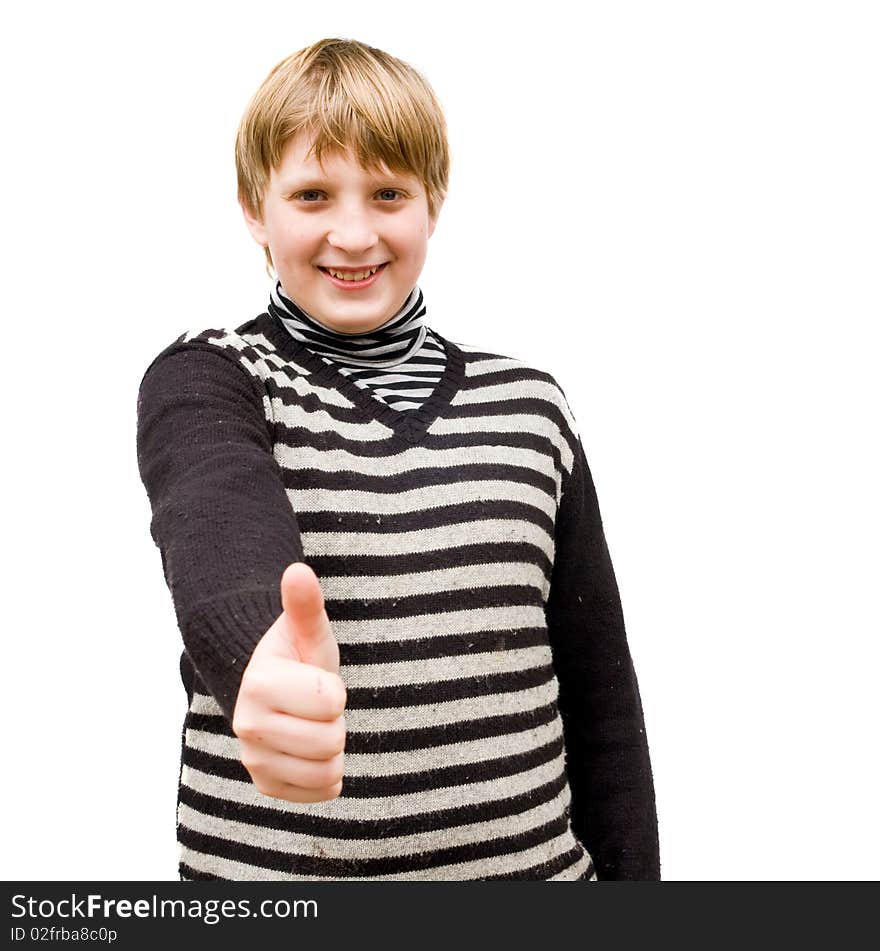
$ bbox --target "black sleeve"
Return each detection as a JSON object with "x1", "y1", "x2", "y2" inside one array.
[
  {"x1": 545, "y1": 434, "x2": 661, "y2": 880},
  {"x1": 136, "y1": 342, "x2": 305, "y2": 725}
]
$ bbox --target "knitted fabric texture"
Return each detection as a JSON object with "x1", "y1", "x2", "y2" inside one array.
[{"x1": 136, "y1": 306, "x2": 660, "y2": 881}]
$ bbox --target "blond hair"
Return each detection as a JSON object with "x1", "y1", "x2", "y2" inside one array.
[{"x1": 235, "y1": 38, "x2": 450, "y2": 270}]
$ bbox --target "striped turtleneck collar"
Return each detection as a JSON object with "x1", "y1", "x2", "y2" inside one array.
[{"x1": 268, "y1": 281, "x2": 428, "y2": 369}]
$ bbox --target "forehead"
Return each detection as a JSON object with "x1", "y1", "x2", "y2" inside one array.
[{"x1": 273, "y1": 130, "x2": 410, "y2": 185}]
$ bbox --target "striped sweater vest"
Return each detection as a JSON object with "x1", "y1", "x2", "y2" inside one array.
[{"x1": 136, "y1": 307, "x2": 659, "y2": 881}]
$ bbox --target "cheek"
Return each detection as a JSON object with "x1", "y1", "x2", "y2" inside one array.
[
  {"x1": 394, "y1": 221, "x2": 431, "y2": 260},
  {"x1": 272, "y1": 227, "x2": 317, "y2": 264}
]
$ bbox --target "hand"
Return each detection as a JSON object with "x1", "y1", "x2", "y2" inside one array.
[{"x1": 232, "y1": 562, "x2": 347, "y2": 803}]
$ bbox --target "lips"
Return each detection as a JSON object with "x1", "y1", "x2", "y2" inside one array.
[
  {"x1": 318, "y1": 262, "x2": 388, "y2": 289},
  {"x1": 321, "y1": 264, "x2": 384, "y2": 281}
]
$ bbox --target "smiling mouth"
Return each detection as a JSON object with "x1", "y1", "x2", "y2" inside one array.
[{"x1": 318, "y1": 263, "x2": 388, "y2": 282}]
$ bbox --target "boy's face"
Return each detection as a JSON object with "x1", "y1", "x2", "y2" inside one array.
[{"x1": 242, "y1": 130, "x2": 438, "y2": 334}]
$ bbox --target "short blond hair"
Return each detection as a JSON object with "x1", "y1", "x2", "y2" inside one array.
[{"x1": 235, "y1": 38, "x2": 450, "y2": 269}]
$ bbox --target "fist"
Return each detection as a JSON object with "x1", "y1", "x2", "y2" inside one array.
[{"x1": 232, "y1": 562, "x2": 347, "y2": 803}]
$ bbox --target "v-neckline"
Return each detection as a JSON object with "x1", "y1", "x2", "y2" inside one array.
[{"x1": 254, "y1": 312, "x2": 467, "y2": 447}]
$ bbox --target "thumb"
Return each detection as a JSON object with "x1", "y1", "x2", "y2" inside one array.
[{"x1": 279, "y1": 562, "x2": 340, "y2": 674}]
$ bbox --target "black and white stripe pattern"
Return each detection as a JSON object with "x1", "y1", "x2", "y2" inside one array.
[
  {"x1": 268, "y1": 282, "x2": 447, "y2": 413},
  {"x1": 166, "y1": 314, "x2": 598, "y2": 881}
]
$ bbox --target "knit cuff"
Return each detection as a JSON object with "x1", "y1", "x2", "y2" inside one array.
[{"x1": 179, "y1": 587, "x2": 282, "y2": 725}]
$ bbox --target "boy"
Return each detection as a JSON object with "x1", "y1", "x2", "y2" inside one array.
[{"x1": 136, "y1": 37, "x2": 660, "y2": 881}]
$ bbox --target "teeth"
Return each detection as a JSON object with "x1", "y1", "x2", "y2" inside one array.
[{"x1": 327, "y1": 265, "x2": 380, "y2": 281}]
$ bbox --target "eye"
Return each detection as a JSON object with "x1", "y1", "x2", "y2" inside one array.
[
  {"x1": 377, "y1": 188, "x2": 405, "y2": 201},
  {"x1": 293, "y1": 189, "x2": 325, "y2": 202}
]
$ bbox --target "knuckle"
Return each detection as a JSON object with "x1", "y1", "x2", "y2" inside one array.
[
  {"x1": 314, "y1": 756, "x2": 343, "y2": 788},
  {"x1": 240, "y1": 751, "x2": 264, "y2": 777},
  {"x1": 232, "y1": 714, "x2": 257, "y2": 741},
  {"x1": 326, "y1": 675, "x2": 348, "y2": 715},
  {"x1": 252, "y1": 776, "x2": 272, "y2": 797},
  {"x1": 328, "y1": 751, "x2": 346, "y2": 785},
  {"x1": 240, "y1": 669, "x2": 270, "y2": 701},
  {"x1": 330, "y1": 718, "x2": 347, "y2": 755}
]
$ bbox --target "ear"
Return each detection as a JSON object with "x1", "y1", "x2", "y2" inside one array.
[
  {"x1": 240, "y1": 199, "x2": 269, "y2": 248},
  {"x1": 427, "y1": 201, "x2": 443, "y2": 238}
]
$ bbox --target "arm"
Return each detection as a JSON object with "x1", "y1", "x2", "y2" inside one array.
[
  {"x1": 545, "y1": 434, "x2": 660, "y2": 880},
  {"x1": 136, "y1": 342, "x2": 304, "y2": 725}
]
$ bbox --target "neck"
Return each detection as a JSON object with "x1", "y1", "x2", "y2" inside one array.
[{"x1": 268, "y1": 282, "x2": 429, "y2": 369}]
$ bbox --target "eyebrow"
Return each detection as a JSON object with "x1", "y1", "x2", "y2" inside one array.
[{"x1": 280, "y1": 171, "x2": 415, "y2": 191}]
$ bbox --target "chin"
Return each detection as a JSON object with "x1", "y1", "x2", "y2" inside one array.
[{"x1": 316, "y1": 312, "x2": 387, "y2": 334}]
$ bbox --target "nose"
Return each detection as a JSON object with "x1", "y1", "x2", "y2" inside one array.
[{"x1": 326, "y1": 204, "x2": 379, "y2": 257}]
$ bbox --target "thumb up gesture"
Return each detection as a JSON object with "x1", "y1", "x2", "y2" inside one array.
[{"x1": 232, "y1": 563, "x2": 347, "y2": 803}]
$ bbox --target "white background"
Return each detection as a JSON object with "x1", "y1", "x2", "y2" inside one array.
[{"x1": 2, "y1": 0, "x2": 877, "y2": 881}]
